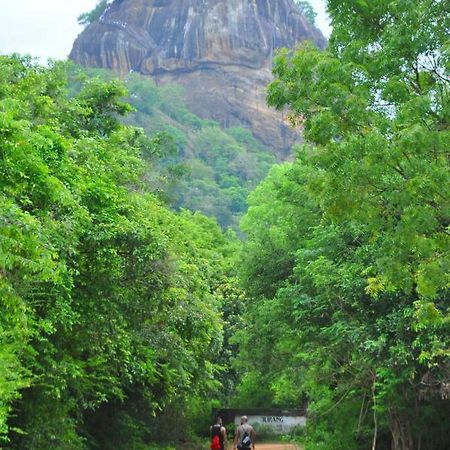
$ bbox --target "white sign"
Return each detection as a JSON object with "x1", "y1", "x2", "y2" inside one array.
[{"x1": 234, "y1": 415, "x2": 306, "y2": 434}]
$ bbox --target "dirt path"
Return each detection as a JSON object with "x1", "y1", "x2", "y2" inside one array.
[{"x1": 256, "y1": 443, "x2": 303, "y2": 450}]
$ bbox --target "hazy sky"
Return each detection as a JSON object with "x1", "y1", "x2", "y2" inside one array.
[{"x1": 0, "y1": 0, "x2": 331, "y2": 63}]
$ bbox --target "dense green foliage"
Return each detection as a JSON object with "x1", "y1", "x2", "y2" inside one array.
[
  {"x1": 0, "y1": 55, "x2": 240, "y2": 448},
  {"x1": 125, "y1": 73, "x2": 276, "y2": 229},
  {"x1": 2, "y1": 0, "x2": 449, "y2": 448},
  {"x1": 72, "y1": 68, "x2": 276, "y2": 230},
  {"x1": 234, "y1": 0, "x2": 449, "y2": 449}
]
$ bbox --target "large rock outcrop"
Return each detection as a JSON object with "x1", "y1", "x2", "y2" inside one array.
[{"x1": 70, "y1": 0, "x2": 326, "y2": 157}]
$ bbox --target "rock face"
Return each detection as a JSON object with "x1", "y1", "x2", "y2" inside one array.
[{"x1": 70, "y1": 0, "x2": 326, "y2": 157}]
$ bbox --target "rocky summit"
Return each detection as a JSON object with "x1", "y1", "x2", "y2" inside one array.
[{"x1": 70, "y1": 0, "x2": 326, "y2": 157}]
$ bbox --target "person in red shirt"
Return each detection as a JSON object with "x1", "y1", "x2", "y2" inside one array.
[{"x1": 211, "y1": 416, "x2": 227, "y2": 450}]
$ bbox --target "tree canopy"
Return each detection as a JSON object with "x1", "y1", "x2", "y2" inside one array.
[
  {"x1": 77, "y1": 0, "x2": 109, "y2": 27},
  {"x1": 233, "y1": 0, "x2": 449, "y2": 448},
  {"x1": 0, "y1": 55, "x2": 240, "y2": 448},
  {"x1": 1, "y1": 0, "x2": 449, "y2": 448},
  {"x1": 294, "y1": 1, "x2": 317, "y2": 25}
]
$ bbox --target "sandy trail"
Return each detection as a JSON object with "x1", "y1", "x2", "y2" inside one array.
[{"x1": 255, "y1": 444, "x2": 303, "y2": 450}]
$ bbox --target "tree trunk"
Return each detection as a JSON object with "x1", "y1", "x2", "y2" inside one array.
[{"x1": 389, "y1": 409, "x2": 414, "y2": 450}]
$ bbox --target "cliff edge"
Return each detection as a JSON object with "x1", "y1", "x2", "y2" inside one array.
[{"x1": 70, "y1": 0, "x2": 326, "y2": 156}]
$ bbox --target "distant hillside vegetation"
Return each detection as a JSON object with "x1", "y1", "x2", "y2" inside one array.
[{"x1": 70, "y1": 66, "x2": 276, "y2": 229}]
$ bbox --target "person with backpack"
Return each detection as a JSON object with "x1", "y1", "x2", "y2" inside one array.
[
  {"x1": 210, "y1": 416, "x2": 227, "y2": 450},
  {"x1": 233, "y1": 416, "x2": 256, "y2": 450}
]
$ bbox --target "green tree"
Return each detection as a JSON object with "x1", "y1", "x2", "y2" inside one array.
[
  {"x1": 237, "y1": 160, "x2": 449, "y2": 449},
  {"x1": 78, "y1": 0, "x2": 108, "y2": 27},
  {"x1": 0, "y1": 55, "x2": 237, "y2": 448},
  {"x1": 294, "y1": 1, "x2": 317, "y2": 25},
  {"x1": 267, "y1": 0, "x2": 449, "y2": 347},
  {"x1": 234, "y1": 1, "x2": 449, "y2": 449}
]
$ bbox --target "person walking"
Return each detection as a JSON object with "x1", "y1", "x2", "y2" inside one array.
[
  {"x1": 210, "y1": 416, "x2": 227, "y2": 450},
  {"x1": 233, "y1": 416, "x2": 256, "y2": 450}
]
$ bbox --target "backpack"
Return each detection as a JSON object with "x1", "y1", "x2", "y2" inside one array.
[
  {"x1": 238, "y1": 426, "x2": 252, "y2": 450},
  {"x1": 210, "y1": 434, "x2": 221, "y2": 450}
]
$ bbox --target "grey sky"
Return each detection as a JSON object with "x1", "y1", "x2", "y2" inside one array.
[{"x1": 0, "y1": 0, "x2": 331, "y2": 63}]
